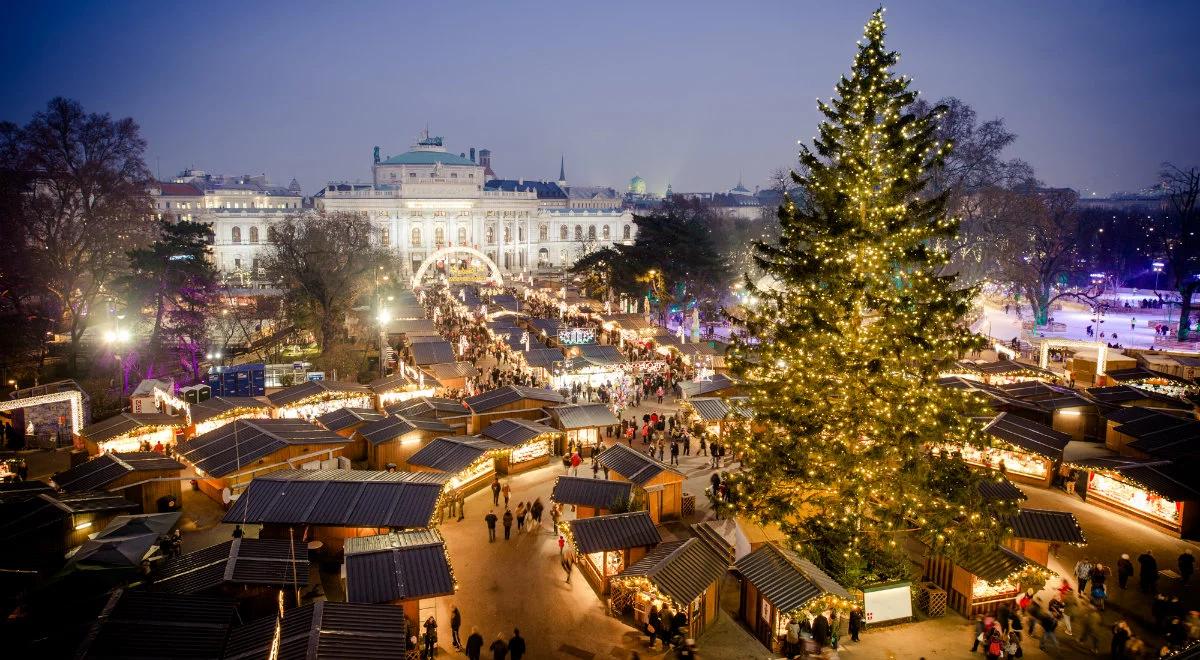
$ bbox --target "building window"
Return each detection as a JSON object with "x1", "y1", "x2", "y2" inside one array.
[
  {"x1": 249, "y1": 226, "x2": 259, "y2": 244},
  {"x1": 623, "y1": 224, "x2": 631, "y2": 239},
  {"x1": 411, "y1": 227, "x2": 421, "y2": 247},
  {"x1": 435, "y1": 225, "x2": 445, "y2": 245},
  {"x1": 587, "y1": 226, "x2": 596, "y2": 240},
  {"x1": 574, "y1": 225, "x2": 582, "y2": 240},
  {"x1": 458, "y1": 226, "x2": 468, "y2": 245},
  {"x1": 450, "y1": 172, "x2": 458, "y2": 178},
  {"x1": 469, "y1": 173, "x2": 474, "y2": 178},
  {"x1": 538, "y1": 248, "x2": 550, "y2": 266},
  {"x1": 234, "y1": 258, "x2": 241, "y2": 270},
  {"x1": 560, "y1": 226, "x2": 568, "y2": 240},
  {"x1": 486, "y1": 226, "x2": 495, "y2": 245},
  {"x1": 267, "y1": 226, "x2": 277, "y2": 243},
  {"x1": 539, "y1": 224, "x2": 548, "y2": 241},
  {"x1": 434, "y1": 210, "x2": 447, "y2": 218},
  {"x1": 504, "y1": 226, "x2": 511, "y2": 243},
  {"x1": 486, "y1": 211, "x2": 496, "y2": 219},
  {"x1": 518, "y1": 226, "x2": 525, "y2": 241},
  {"x1": 381, "y1": 228, "x2": 390, "y2": 247},
  {"x1": 231, "y1": 226, "x2": 241, "y2": 244},
  {"x1": 409, "y1": 172, "x2": 416, "y2": 177},
  {"x1": 602, "y1": 225, "x2": 610, "y2": 240}
]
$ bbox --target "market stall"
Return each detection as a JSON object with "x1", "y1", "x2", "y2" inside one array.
[
  {"x1": 548, "y1": 403, "x2": 619, "y2": 455},
  {"x1": 955, "y1": 412, "x2": 1070, "y2": 488},
  {"x1": 1103, "y1": 366, "x2": 1199, "y2": 396},
  {"x1": 316, "y1": 407, "x2": 387, "y2": 461},
  {"x1": 1003, "y1": 507, "x2": 1087, "y2": 565},
  {"x1": 923, "y1": 545, "x2": 1051, "y2": 617},
  {"x1": 597, "y1": 443, "x2": 686, "y2": 524},
  {"x1": 551, "y1": 476, "x2": 634, "y2": 519},
  {"x1": 462, "y1": 384, "x2": 566, "y2": 434},
  {"x1": 356, "y1": 415, "x2": 454, "y2": 471},
  {"x1": 953, "y1": 359, "x2": 1060, "y2": 386},
  {"x1": 479, "y1": 418, "x2": 561, "y2": 474},
  {"x1": 266, "y1": 381, "x2": 374, "y2": 420},
  {"x1": 343, "y1": 529, "x2": 455, "y2": 624},
  {"x1": 1102, "y1": 407, "x2": 1200, "y2": 460},
  {"x1": 1077, "y1": 457, "x2": 1200, "y2": 538},
  {"x1": 421, "y1": 362, "x2": 479, "y2": 392},
  {"x1": 406, "y1": 435, "x2": 508, "y2": 494},
  {"x1": 369, "y1": 369, "x2": 437, "y2": 408},
  {"x1": 680, "y1": 397, "x2": 748, "y2": 440},
  {"x1": 677, "y1": 373, "x2": 741, "y2": 400},
  {"x1": 51, "y1": 452, "x2": 185, "y2": 514},
  {"x1": 77, "y1": 413, "x2": 186, "y2": 455},
  {"x1": 610, "y1": 538, "x2": 729, "y2": 640},
  {"x1": 187, "y1": 396, "x2": 271, "y2": 438},
  {"x1": 565, "y1": 511, "x2": 662, "y2": 595}
]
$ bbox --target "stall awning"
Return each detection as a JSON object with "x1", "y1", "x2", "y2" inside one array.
[
  {"x1": 1005, "y1": 508, "x2": 1086, "y2": 545},
  {"x1": 678, "y1": 374, "x2": 739, "y2": 399},
  {"x1": 957, "y1": 359, "x2": 1057, "y2": 378},
  {"x1": 982, "y1": 413, "x2": 1070, "y2": 460},
  {"x1": 78, "y1": 413, "x2": 184, "y2": 444},
  {"x1": 153, "y1": 538, "x2": 310, "y2": 594},
  {"x1": 386, "y1": 397, "x2": 468, "y2": 420},
  {"x1": 1113, "y1": 410, "x2": 1200, "y2": 459},
  {"x1": 344, "y1": 530, "x2": 454, "y2": 604},
  {"x1": 550, "y1": 403, "x2": 619, "y2": 430},
  {"x1": 464, "y1": 385, "x2": 566, "y2": 413},
  {"x1": 616, "y1": 538, "x2": 728, "y2": 605},
  {"x1": 733, "y1": 542, "x2": 849, "y2": 613},
  {"x1": 407, "y1": 436, "x2": 508, "y2": 473},
  {"x1": 977, "y1": 476, "x2": 1027, "y2": 503},
  {"x1": 409, "y1": 340, "x2": 456, "y2": 366},
  {"x1": 265, "y1": 380, "x2": 371, "y2": 407},
  {"x1": 551, "y1": 476, "x2": 633, "y2": 510},
  {"x1": 569, "y1": 511, "x2": 661, "y2": 554},
  {"x1": 481, "y1": 418, "x2": 559, "y2": 446},
  {"x1": 597, "y1": 443, "x2": 683, "y2": 486},
  {"x1": 52, "y1": 452, "x2": 183, "y2": 492},
  {"x1": 1106, "y1": 366, "x2": 1195, "y2": 386},
  {"x1": 422, "y1": 362, "x2": 479, "y2": 382}
]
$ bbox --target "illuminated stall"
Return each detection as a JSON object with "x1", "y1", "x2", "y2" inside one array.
[
  {"x1": 462, "y1": 385, "x2": 566, "y2": 434},
  {"x1": 555, "y1": 345, "x2": 627, "y2": 389},
  {"x1": 51, "y1": 452, "x2": 185, "y2": 514},
  {"x1": 598, "y1": 443, "x2": 686, "y2": 524},
  {"x1": 1003, "y1": 507, "x2": 1087, "y2": 565},
  {"x1": 954, "y1": 360, "x2": 1060, "y2": 386},
  {"x1": 266, "y1": 381, "x2": 374, "y2": 420},
  {"x1": 77, "y1": 413, "x2": 185, "y2": 455},
  {"x1": 924, "y1": 545, "x2": 1051, "y2": 617},
  {"x1": 1103, "y1": 366, "x2": 1200, "y2": 397},
  {"x1": 1102, "y1": 406, "x2": 1200, "y2": 459},
  {"x1": 187, "y1": 396, "x2": 271, "y2": 438},
  {"x1": 369, "y1": 369, "x2": 437, "y2": 408},
  {"x1": 549, "y1": 403, "x2": 619, "y2": 455},
  {"x1": 677, "y1": 373, "x2": 742, "y2": 401},
  {"x1": 406, "y1": 436, "x2": 508, "y2": 495},
  {"x1": 480, "y1": 418, "x2": 561, "y2": 474},
  {"x1": 421, "y1": 362, "x2": 479, "y2": 392},
  {"x1": 518, "y1": 348, "x2": 567, "y2": 382},
  {"x1": 611, "y1": 538, "x2": 728, "y2": 640},
  {"x1": 1079, "y1": 458, "x2": 1200, "y2": 538},
  {"x1": 566, "y1": 511, "x2": 661, "y2": 595},
  {"x1": 954, "y1": 413, "x2": 1070, "y2": 488}
]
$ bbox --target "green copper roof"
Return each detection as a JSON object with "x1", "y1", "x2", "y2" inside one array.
[{"x1": 381, "y1": 150, "x2": 477, "y2": 166}]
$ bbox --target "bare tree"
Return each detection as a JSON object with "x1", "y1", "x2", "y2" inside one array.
[
  {"x1": 1161, "y1": 163, "x2": 1200, "y2": 340},
  {"x1": 991, "y1": 187, "x2": 1083, "y2": 325}
]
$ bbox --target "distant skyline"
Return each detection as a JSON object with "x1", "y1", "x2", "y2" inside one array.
[{"x1": 2, "y1": 1, "x2": 1197, "y2": 196}]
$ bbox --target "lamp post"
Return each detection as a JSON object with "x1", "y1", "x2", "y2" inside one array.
[
  {"x1": 377, "y1": 308, "x2": 392, "y2": 378},
  {"x1": 103, "y1": 318, "x2": 131, "y2": 395},
  {"x1": 1152, "y1": 261, "x2": 1164, "y2": 292}
]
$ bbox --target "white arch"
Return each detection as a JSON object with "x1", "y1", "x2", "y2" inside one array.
[
  {"x1": 485, "y1": 309, "x2": 529, "y2": 322},
  {"x1": 411, "y1": 245, "x2": 504, "y2": 288},
  {"x1": 0, "y1": 390, "x2": 85, "y2": 433}
]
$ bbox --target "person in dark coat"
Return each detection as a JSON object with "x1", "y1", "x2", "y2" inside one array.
[
  {"x1": 1111, "y1": 620, "x2": 1131, "y2": 659},
  {"x1": 465, "y1": 628, "x2": 484, "y2": 660},
  {"x1": 671, "y1": 610, "x2": 688, "y2": 643},
  {"x1": 451, "y1": 606, "x2": 463, "y2": 649},
  {"x1": 647, "y1": 606, "x2": 662, "y2": 648},
  {"x1": 812, "y1": 612, "x2": 831, "y2": 649},
  {"x1": 1179, "y1": 549, "x2": 1195, "y2": 584},
  {"x1": 1138, "y1": 550, "x2": 1158, "y2": 593},
  {"x1": 485, "y1": 511, "x2": 498, "y2": 542},
  {"x1": 422, "y1": 616, "x2": 438, "y2": 657},
  {"x1": 1117, "y1": 553, "x2": 1134, "y2": 589},
  {"x1": 502, "y1": 508, "x2": 513, "y2": 540},
  {"x1": 849, "y1": 606, "x2": 864, "y2": 642},
  {"x1": 491, "y1": 476, "x2": 502, "y2": 505},
  {"x1": 489, "y1": 633, "x2": 508, "y2": 660},
  {"x1": 508, "y1": 628, "x2": 526, "y2": 660},
  {"x1": 657, "y1": 608, "x2": 673, "y2": 649}
]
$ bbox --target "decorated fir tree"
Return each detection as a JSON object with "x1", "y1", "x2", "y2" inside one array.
[{"x1": 728, "y1": 9, "x2": 1002, "y2": 587}]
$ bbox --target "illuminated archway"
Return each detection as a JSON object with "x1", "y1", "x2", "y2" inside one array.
[
  {"x1": 0, "y1": 390, "x2": 85, "y2": 434},
  {"x1": 411, "y1": 246, "x2": 504, "y2": 288}
]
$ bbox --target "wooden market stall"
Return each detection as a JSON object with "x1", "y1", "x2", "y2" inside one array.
[
  {"x1": 996, "y1": 382, "x2": 1099, "y2": 441},
  {"x1": 611, "y1": 538, "x2": 729, "y2": 640},
  {"x1": 266, "y1": 381, "x2": 374, "y2": 420},
  {"x1": 316, "y1": 407, "x2": 386, "y2": 461},
  {"x1": 518, "y1": 347, "x2": 567, "y2": 383},
  {"x1": 1102, "y1": 407, "x2": 1200, "y2": 459},
  {"x1": 407, "y1": 339, "x2": 456, "y2": 367},
  {"x1": 479, "y1": 418, "x2": 561, "y2": 473},
  {"x1": 1069, "y1": 349, "x2": 1137, "y2": 386},
  {"x1": 357, "y1": 414, "x2": 455, "y2": 471},
  {"x1": 175, "y1": 419, "x2": 352, "y2": 504},
  {"x1": 220, "y1": 601, "x2": 409, "y2": 659},
  {"x1": 1077, "y1": 457, "x2": 1200, "y2": 538},
  {"x1": 548, "y1": 403, "x2": 619, "y2": 455},
  {"x1": 407, "y1": 435, "x2": 507, "y2": 494},
  {"x1": 566, "y1": 511, "x2": 662, "y2": 595},
  {"x1": 421, "y1": 362, "x2": 479, "y2": 392},
  {"x1": 677, "y1": 373, "x2": 741, "y2": 400},
  {"x1": 732, "y1": 542, "x2": 851, "y2": 654},
  {"x1": 186, "y1": 396, "x2": 271, "y2": 438},
  {"x1": 597, "y1": 443, "x2": 686, "y2": 524},
  {"x1": 680, "y1": 397, "x2": 751, "y2": 440},
  {"x1": 223, "y1": 469, "x2": 449, "y2": 556},
  {"x1": 923, "y1": 545, "x2": 1049, "y2": 617},
  {"x1": 1086, "y1": 385, "x2": 1191, "y2": 412},
  {"x1": 1003, "y1": 507, "x2": 1087, "y2": 565},
  {"x1": 51, "y1": 452, "x2": 185, "y2": 514},
  {"x1": 150, "y1": 537, "x2": 309, "y2": 618},
  {"x1": 0, "y1": 490, "x2": 137, "y2": 570},
  {"x1": 1103, "y1": 366, "x2": 1199, "y2": 396},
  {"x1": 551, "y1": 476, "x2": 634, "y2": 519},
  {"x1": 369, "y1": 369, "x2": 438, "y2": 408},
  {"x1": 461, "y1": 385, "x2": 566, "y2": 434},
  {"x1": 77, "y1": 413, "x2": 185, "y2": 455},
  {"x1": 954, "y1": 359, "x2": 1060, "y2": 386},
  {"x1": 385, "y1": 396, "x2": 471, "y2": 431},
  {"x1": 343, "y1": 529, "x2": 455, "y2": 625},
  {"x1": 960, "y1": 413, "x2": 1071, "y2": 488}
]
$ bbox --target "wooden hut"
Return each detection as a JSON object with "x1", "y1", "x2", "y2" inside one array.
[
  {"x1": 421, "y1": 362, "x2": 479, "y2": 392},
  {"x1": 612, "y1": 538, "x2": 729, "y2": 640},
  {"x1": 407, "y1": 339, "x2": 456, "y2": 367},
  {"x1": 175, "y1": 419, "x2": 352, "y2": 503},
  {"x1": 77, "y1": 413, "x2": 185, "y2": 455},
  {"x1": 75, "y1": 591, "x2": 237, "y2": 660},
  {"x1": 954, "y1": 359, "x2": 1059, "y2": 386},
  {"x1": 357, "y1": 415, "x2": 455, "y2": 471},
  {"x1": 677, "y1": 373, "x2": 741, "y2": 400},
  {"x1": 958, "y1": 413, "x2": 1070, "y2": 488},
  {"x1": 187, "y1": 396, "x2": 271, "y2": 438},
  {"x1": 567, "y1": 511, "x2": 662, "y2": 595},
  {"x1": 407, "y1": 435, "x2": 507, "y2": 494},
  {"x1": 551, "y1": 476, "x2": 634, "y2": 519},
  {"x1": 924, "y1": 546, "x2": 1049, "y2": 617},
  {"x1": 548, "y1": 403, "x2": 619, "y2": 454},
  {"x1": 265, "y1": 380, "x2": 374, "y2": 420},
  {"x1": 1003, "y1": 508, "x2": 1087, "y2": 565},
  {"x1": 597, "y1": 443, "x2": 686, "y2": 524},
  {"x1": 1102, "y1": 407, "x2": 1200, "y2": 459},
  {"x1": 732, "y1": 542, "x2": 851, "y2": 654},
  {"x1": 316, "y1": 407, "x2": 386, "y2": 461},
  {"x1": 369, "y1": 370, "x2": 437, "y2": 408},
  {"x1": 222, "y1": 601, "x2": 409, "y2": 659},
  {"x1": 51, "y1": 452, "x2": 185, "y2": 514},
  {"x1": 1104, "y1": 366, "x2": 1198, "y2": 396},
  {"x1": 0, "y1": 490, "x2": 137, "y2": 570},
  {"x1": 996, "y1": 382, "x2": 1099, "y2": 441},
  {"x1": 479, "y1": 418, "x2": 561, "y2": 473},
  {"x1": 386, "y1": 396, "x2": 471, "y2": 431},
  {"x1": 1086, "y1": 385, "x2": 1191, "y2": 412},
  {"x1": 343, "y1": 529, "x2": 455, "y2": 624},
  {"x1": 223, "y1": 469, "x2": 448, "y2": 556},
  {"x1": 150, "y1": 537, "x2": 309, "y2": 619},
  {"x1": 518, "y1": 348, "x2": 566, "y2": 382},
  {"x1": 1076, "y1": 457, "x2": 1200, "y2": 538},
  {"x1": 462, "y1": 385, "x2": 566, "y2": 434}
]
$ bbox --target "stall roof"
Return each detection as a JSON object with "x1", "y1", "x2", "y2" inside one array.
[
  {"x1": 1085, "y1": 460, "x2": 1200, "y2": 502},
  {"x1": 1006, "y1": 508, "x2": 1086, "y2": 544},
  {"x1": 316, "y1": 407, "x2": 385, "y2": 433},
  {"x1": 606, "y1": 314, "x2": 655, "y2": 330},
  {"x1": 688, "y1": 398, "x2": 731, "y2": 421},
  {"x1": 422, "y1": 361, "x2": 480, "y2": 381},
  {"x1": 1037, "y1": 393, "x2": 1095, "y2": 410},
  {"x1": 153, "y1": 538, "x2": 309, "y2": 594},
  {"x1": 223, "y1": 601, "x2": 408, "y2": 660},
  {"x1": 368, "y1": 371, "x2": 420, "y2": 394},
  {"x1": 983, "y1": 413, "x2": 1070, "y2": 459},
  {"x1": 0, "y1": 480, "x2": 56, "y2": 503},
  {"x1": 958, "y1": 359, "x2": 1057, "y2": 377},
  {"x1": 1104, "y1": 405, "x2": 1185, "y2": 425},
  {"x1": 481, "y1": 418, "x2": 560, "y2": 445},
  {"x1": 551, "y1": 476, "x2": 633, "y2": 510},
  {"x1": 0, "y1": 491, "x2": 137, "y2": 544},
  {"x1": 95, "y1": 511, "x2": 181, "y2": 539},
  {"x1": 1086, "y1": 385, "x2": 1184, "y2": 407},
  {"x1": 358, "y1": 414, "x2": 454, "y2": 446},
  {"x1": 996, "y1": 381, "x2": 1076, "y2": 401},
  {"x1": 408, "y1": 436, "x2": 508, "y2": 473},
  {"x1": 549, "y1": 402, "x2": 619, "y2": 429},
  {"x1": 177, "y1": 419, "x2": 350, "y2": 478},
  {"x1": 678, "y1": 374, "x2": 739, "y2": 398},
  {"x1": 52, "y1": 452, "x2": 184, "y2": 492},
  {"x1": 265, "y1": 380, "x2": 371, "y2": 408},
  {"x1": 78, "y1": 413, "x2": 184, "y2": 444},
  {"x1": 386, "y1": 396, "x2": 469, "y2": 419},
  {"x1": 569, "y1": 511, "x2": 661, "y2": 554},
  {"x1": 617, "y1": 538, "x2": 728, "y2": 606},
  {"x1": 958, "y1": 545, "x2": 1039, "y2": 583},
  {"x1": 733, "y1": 542, "x2": 850, "y2": 613},
  {"x1": 1107, "y1": 366, "x2": 1195, "y2": 386},
  {"x1": 572, "y1": 344, "x2": 627, "y2": 365},
  {"x1": 530, "y1": 318, "x2": 562, "y2": 336},
  {"x1": 1114, "y1": 411, "x2": 1200, "y2": 459},
  {"x1": 344, "y1": 530, "x2": 454, "y2": 604},
  {"x1": 385, "y1": 318, "x2": 438, "y2": 336},
  {"x1": 77, "y1": 590, "x2": 236, "y2": 660},
  {"x1": 223, "y1": 469, "x2": 446, "y2": 529},
  {"x1": 977, "y1": 476, "x2": 1027, "y2": 502},
  {"x1": 409, "y1": 340, "x2": 456, "y2": 366},
  {"x1": 188, "y1": 396, "x2": 270, "y2": 424},
  {"x1": 597, "y1": 442, "x2": 683, "y2": 485},
  {"x1": 464, "y1": 385, "x2": 566, "y2": 413},
  {"x1": 518, "y1": 348, "x2": 565, "y2": 370}
]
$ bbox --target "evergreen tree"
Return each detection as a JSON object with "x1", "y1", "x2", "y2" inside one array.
[{"x1": 728, "y1": 9, "x2": 999, "y2": 587}]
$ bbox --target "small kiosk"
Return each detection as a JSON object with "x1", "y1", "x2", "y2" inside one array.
[
  {"x1": 462, "y1": 385, "x2": 566, "y2": 434},
  {"x1": 77, "y1": 413, "x2": 185, "y2": 455},
  {"x1": 316, "y1": 407, "x2": 386, "y2": 461},
  {"x1": 733, "y1": 542, "x2": 851, "y2": 654},
  {"x1": 961, "y1": 413, "x2": 1070, "y2": 488},
  {"x1": 479, "y1": 418, "x2": 560, "y2": 474},
  {"x1": 343, "y1": 529, "x2": 455, "y2": 625},
  {"x1": 407, "y1": 435, "x2": 507, "y2": 494},
  {"x1": 567, "y1": 511, "x2": 662, "y2": 595},
  {"x1": 187, "y1": 396, "x2": 271, "y2": 437},
  {"x1": 551, "y1": 476, "x2": 634, "y2": 519},
  {"x1": 357, "y1": 415, "x2": 454, "y2": 471},
  {"x1": 152, "y1": 537, "x2": 309, "y2": 618},
  {"x1": 611, "y1": 538, "x2": 728, "y2": 640},
  {"x1": 1079, "y1": 458, "x2": 1200, "y2": 538},
  {"x1": 51, "y1": 452, "x2": 184, "y2": 514},
  {"x1": 421, "y1": 362, "x2": 479, "y2": 392},
  {"x1": 924, "y1": 545, "x2": 1050, "y2": 617},
  {"x1": 1103, "y1": 407, "x2": 1200, "y2": 460},
  {"x1": 678, "y1": 373, "x2": 741, "y2": 400},
  {"x1": 266, "y1": 381, "x2": 374, "y2": 420},
  {"x1": 1004, "y1": 507, "x2": 1087, "y2": 565},
  {"x1": 955, "y1": 360, "x2": 1059, "y2": 386},
  {"x1": 597, "y1": 443, "x2": 686, "y2": 524},
  {"x1": 549, "y1": 403, "x2": 619, "y2": 454},
  {"x1": 369, "y1": 370, "x2": 437, "y2": 408}
]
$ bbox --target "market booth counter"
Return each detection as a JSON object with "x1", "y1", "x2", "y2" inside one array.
[
  {"x1": 1102, "y1": 407, "x2": 1200, "y2": 460},
  {"x1": 51, "y1": 451, "x2": 185, "y2": 514},
  {"x1": 548, "y1": 403, "x2": 619, "y2": 455},
  {"x1": 462, "y1": 384, "x2": 566, "y2": 434},
  {"x1": 956, "y1": 412, "x2": 1071, "y2": 488},
  {"x1": 566, "y1": 511, "x2": 662, "y2": 595},
  {"x1": 77, "y1": 412, "x2": 185, "y2": 455},
  {"x1": 924, "y1": 545, "x2": 1051, "y2": 617},
  {"x1": 316, "y1": 407, "x2": 386, "y2": 461},
  {"x1": 223, "y1": 469, "x2": 449, "y2": 556},
  {"x1": 343, "y1": 529, "x2": 455, "y2": 625},
  {"x1": 552, "y1": 476, "x2": 634, "y2": 519},
  {"x1": 175, "y1": 419, "x2": 352, "y2": 504},
  {"x1": 406, "y1": 435, "x2": 507, "y2": 494},
  {"x1": 186, "y1": 396, "x2": 271, "y2": 438},
  {"x1": 479, "y1": 418, "x2": 561, "y2": 474},
  {"x1": 597, "y1": 443, "x2": 686, "y2": 524},
  {"x1": 369, "y1": 370, "x2": 438, "y2": 408},
  {"x1": 732, "y1": 542, "x2": 851, "y2": 655},
  {"x1": 1076, "y1": 457, "x2": 1200, "y2": 538},
  {"x1": 953, "y1": 359, "x2": 1060, "y2": 386},
  {"x1": 610, "y1": 538, "x2": 729, "y2": 641},
  {"x1": 1003, "y1": 507, "x2": 1087, "y2": 565},
  {"x1": 357, "y1": 414, "x2": 455, "y2": 471},
  {"x1": 265, "y1": 380, "x2": 374, "y2": 420}
]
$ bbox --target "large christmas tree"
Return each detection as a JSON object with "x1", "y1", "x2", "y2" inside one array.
[{"x1": 729, "y1": 9, "x2": 1000, "y2": 587}]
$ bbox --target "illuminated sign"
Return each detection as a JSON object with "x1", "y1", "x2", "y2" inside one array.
[{"x1": 558, "y1": 327, "x2": 596, "y2": 345}]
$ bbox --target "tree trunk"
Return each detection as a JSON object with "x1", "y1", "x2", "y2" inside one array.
[
  {"x1": 1177, "y1": 281, "x2": 1198, "y2": 341},
  {"x1": 1026, "y1": 285, "x2": 1050, "y2": 326}
]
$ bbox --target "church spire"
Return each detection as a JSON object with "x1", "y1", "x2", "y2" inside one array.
[{"x1": 558, "y1": 155, "x2": 567, "y2": 186}]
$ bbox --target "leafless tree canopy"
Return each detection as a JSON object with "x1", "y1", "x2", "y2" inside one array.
[{"x1": 1160, "y1": 162, "x2": 1200, "y2": 339}]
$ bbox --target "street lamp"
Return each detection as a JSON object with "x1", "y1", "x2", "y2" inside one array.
[
  {"x1": 377, "y1": 308, "x2": 392, "y2": 378},
  {"x1": 104, "y1": 318, "x2": 131, "y2": 395},
  {"x1": 1152, "y1": 261, "x2": 1165, "y2": 292}
]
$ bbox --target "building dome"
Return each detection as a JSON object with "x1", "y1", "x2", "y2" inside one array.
[{"x1": 628, "y1": 174, "x2": 647, "y2": 195}]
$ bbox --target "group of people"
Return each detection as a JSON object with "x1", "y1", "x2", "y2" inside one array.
[
  {"x1": 430, "y1": 607, "x2": 527, "y2": 660},
  {"x1": 780, "y1": 608, "x2": 861, "y2": 658},
  {"x1": 483, "y1": 476, "x2": 552, "y2": 542}
]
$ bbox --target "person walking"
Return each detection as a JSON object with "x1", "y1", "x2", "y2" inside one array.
[
  {"x1": 813, "y1": 611, "x2": 831, "y2": 650},
  {"x1": 1117, "y1": 553, "x2": 1134, "y2": 589},
  {"x1": 515, "y1": 502, "x2": 526, "y2": 532},
  {"x1": 1076, "y1": 603, "x2": 1102, "y2": 654},
  {"x1": 551, "y1": 503, "x2": 561, "y2": 530},
  {"x1": 489, "y1": 633, "x2": 508, "y2": 660},
  {"x1": 502, "y1": 481, "x2": 512, "y2": 507},
  {"x1": 849, "y1": 606, "x2": 863, "y2": 642},
  {"x1": 491, "y1": 477, "x2": 502, "y2": 506},
  {"x1": 502, "y1": 508, "x2": 513, "y2": 540},
  {"x1": 1111, "y1": 620, "x2": 1132, "y2": 659},
  {"x1": 466, "y1": 627, "x2": 484, "y2": 660},
  {"x1": 1073, "y1": 557, "x2": 1092, "y2": 595},
  {"x1": 562, "y1": 554, "x2": 573, "y2": 583},
  {"x1": 698, "y1": 435, "x2": 707, "y2": 456},
  {"x1": 485, "y1": 510, "x2": 498, "y2": 542},
  {"x1": 1138, "y1": 549, "x2": 1159, "y2": 594},
  {"x1": 570, "y1": 451, "x2": 581, "y2": 476},
  {"x1": 1179, "y1": 549, "x2": 1195, "y2": 584},
  {"x1": 508, "y1": 629, "x2": 526, "y2": 660},
  {"x1": 592, "y1": 459, "x2": 600, "y2": 479},
  {"x1": 531, "y1": 498, "x2": 543, "y2": 529},
  {"x1": 669, "y1": 440, "x2": 679, "y2": 466},
  {"x1": 647, "y1": 606, "x2": 662, "y2": 649},
  {"x1": 557, "y1": 535, "x2": 566, "y2": 556},
  {"x1": 456, "y1": 491, "x2": 466, "y2": 522},
  {"x1": 451, "y1": 606, "x2": 463, "y2": 650}
]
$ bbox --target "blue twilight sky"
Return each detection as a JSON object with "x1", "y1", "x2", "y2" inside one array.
[{"x1": 1, "y1": 1, "x2": 1197, "y2": 196}]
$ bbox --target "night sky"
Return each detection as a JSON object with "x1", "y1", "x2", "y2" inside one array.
[{"x1": 2, "y1": 1, "x2": 1197, "y2": 196}]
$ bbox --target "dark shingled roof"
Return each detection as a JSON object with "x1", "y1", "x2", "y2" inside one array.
[
  {"x1": 52, "y1": 452, "x2": 183, "y2": 492},
  {"x1": 0, "y1": 480, "x2": 55, "y2": 503},
  {"x1": 79, "y1": 413, "x2": 184, "y2": 444},
  {"x1": 223, "y1": 469, "x2": 446, "y2": 528},
  {"x1": 978, "y1": 477, "x2": 1027, "y2": 502},
  {"x1": 177, "y1": 419, "x2": 350, "y2": 478},
  {"x1": 358, "y1": 414, "x2": 452, "y2": 446},
  {"x1": 520, "y1": 348, "x2": 567, "y2": 369},
  {"x1": 316, "y1": 407, "x2": 386, "y2": 433},
  {"x1": 422, "y1": 361, "x2": 479, "y2": 382},
  {"x1": 1005, "y1": 508, "x2": 1086, "y2": 545},
  {"x1": 958, "y1": 545, "x2": 1039, "y2": 583},
  {"x1": 409, "y1": 340, "x2": 456, "y2": 366},
  {"x1": 223, "y1": 601, "x2": 408, "y2": 660},
  {"x1": 572, "y1": 344, "x2": 627, "y2": 366},
  {"x1": 996, "y1": 380, "x2": 1075, "y2": 401},
  {"x1": 733, "y1": 542, "x2": 849, "y2": 613},
  {"x1": 597, "y1": 442, "x2": 683, "y2": 485},
  {"x1": 344, "y1": 530, "x2": 454, "y2": 604},
  {"x1": 568, "y1": 511, "x2": 661, "y2": 554},
  {"x1": 265, "y1": 380, "x2": 371, "y2": 407},
  {"x1": 464, "y1": 385, "x2": 566, "y2": 413},
  {"x1": 1113, "y1": 410, "x2": 1200, "y2": 459},
  {"x1": 0, "y1": 492, "x2": 137, "y2": 544},
  {"x1": 152, "y1": 538, "x2": 309, "y2": 594},
  {"x1": 551, "y1": 476, "x2": 633, "y2": 509},
  {"x1": 407, "y1": 436, "x2": 507, "y2": 473},
  {"x1": 550, "y1": 403, "x2": 619, "y2": 429},
  {"x1": 983, "y1": 412, "x2": 1070, "y2": 460},
  {"x1": 368, "y1": 371, "x2": 420, "y2": 394},
  {"x1": 1106, "y1": 366, "x2": 1195, "y2": 386},
  {"x1": 188, "y1": 397, "x2": 270, "y2": 424},
  {"x1": 1105, "y1": 406, "x2": 1172, "y2": 425},
  {"x1": 1086, "y1": 385, "x2": 1183, "y2": 407},
  {"x1": 678, "y1": 373, "x2": 739, "y2": 398},
  {"x1": 481, "y1": 418, "x2": 560, "y2": 445},
  {"x1": 687, "y1": 398, "x2": 731, "y2": 421},
  {"x1": 386, "y1": 396, "x2": 469, "y2": 419},
  {"x1": 616, "y1": 538, "x2": 729, "y2": 606},
  {"x1": 77, "y1": 589, "x2": 236, "y2": 660}
]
